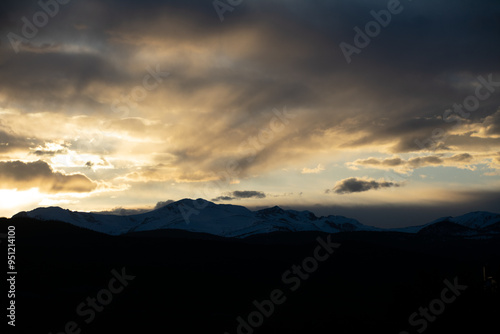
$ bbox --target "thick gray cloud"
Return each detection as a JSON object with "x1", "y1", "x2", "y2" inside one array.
[
  {"x1": 331, "y1": 178, "x2": 400, "y2": 194},
  {"x1": 233, "y1": 190, "x2": 266, "y2": 199},
  {"x1": 0, "y1": 160, "x2": 97, "y2": 193},
  {"x1": 212, "y1": 190, "x2": 266, "y2": 201},
  {"x1": 32, "y1": 148, "x2": 67, "y2": 156},
  {"x1": 94, "y1": 207, "x2": 150, "y2": 216},
  {"x1": 351, "y1": 153, "x2": 478, "y2": 171},
  {"x1": 211, "y1": 196, "x2": 235, "y2": 202}
]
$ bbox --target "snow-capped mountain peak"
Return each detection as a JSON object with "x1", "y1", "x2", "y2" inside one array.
[
  {"x1": 12, "y1": 200, "x2": 499, "y2": 238},
  {"x1": 14, "y1": 199, "x2": 372, "y2": 237},
  {"x1": 448, "y1": 211, "x2": 500, "y2": 229}
]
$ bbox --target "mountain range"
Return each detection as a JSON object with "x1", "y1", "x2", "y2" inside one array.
[
  {"x1": 13, "y1": 198, "x2": 500, "y2": 238},
  {"x1": 4, "y1": 199, "x2": 500, "y2": 334}
]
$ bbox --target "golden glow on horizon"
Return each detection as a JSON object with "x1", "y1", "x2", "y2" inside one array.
[{"x1": 0, "y1": 189, "x2": 43, "y2": 217}]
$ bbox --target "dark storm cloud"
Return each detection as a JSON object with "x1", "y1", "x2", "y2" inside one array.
[
  {"x1": 447, "y1": 153, "x2": 473, "y2": 162},
  {"x1": 0, "y1": 160, "x2": 96, "y2": 193},
  {"x1": 340, "y1": 116, "x2": 455, "y2": 153},
  {"x1": 0, "y1": 49, "x2": 128, "y2": 114},
  {"x1": 5, "y1": 2, "x2": 500, "y2": 87},
  {"x1": 94, "y1": 207, "x2": 150, "y2": 216},
  {"x1": 331, "y1": 177, "x2": 400, "y2": 194},
  {"x1": 351, "y1": 153, "x2": 479, "y2": 171},
  {"x1": 211, "y1": 196, "x2": 235, "y2": 202},
  {"x1": 212, "y1": 190, "x2": 266, "y2": 201},
  {"x1": 3, "y1": 0, "x2": 500, "y2": 84},
  {"x1": 232, "y1": 190, "x2": 266, "y2": 199},
  {"x1": 32, "y1": 148, "x2": 67, "y2": 156},
  {"x1": 321, "y1": 0, "x2": 500, "y2": 73}
]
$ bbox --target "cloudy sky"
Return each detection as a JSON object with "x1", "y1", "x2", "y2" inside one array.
[{"x1": 0, "y1": 0, "x2": 499, "y2": 227}]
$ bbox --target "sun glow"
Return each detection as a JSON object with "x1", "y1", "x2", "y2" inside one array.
[{"x1": 0, "y1": 189, "x2": 44, "y2": 218}]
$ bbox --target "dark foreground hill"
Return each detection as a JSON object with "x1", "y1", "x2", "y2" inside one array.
[{"x1": 1, "y1": 216, "x2": 500, "y2": 334}]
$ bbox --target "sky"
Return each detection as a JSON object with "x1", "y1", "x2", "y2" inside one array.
[{"x1": 0, "y1": 0, "x2": 499, "y2": 227}]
